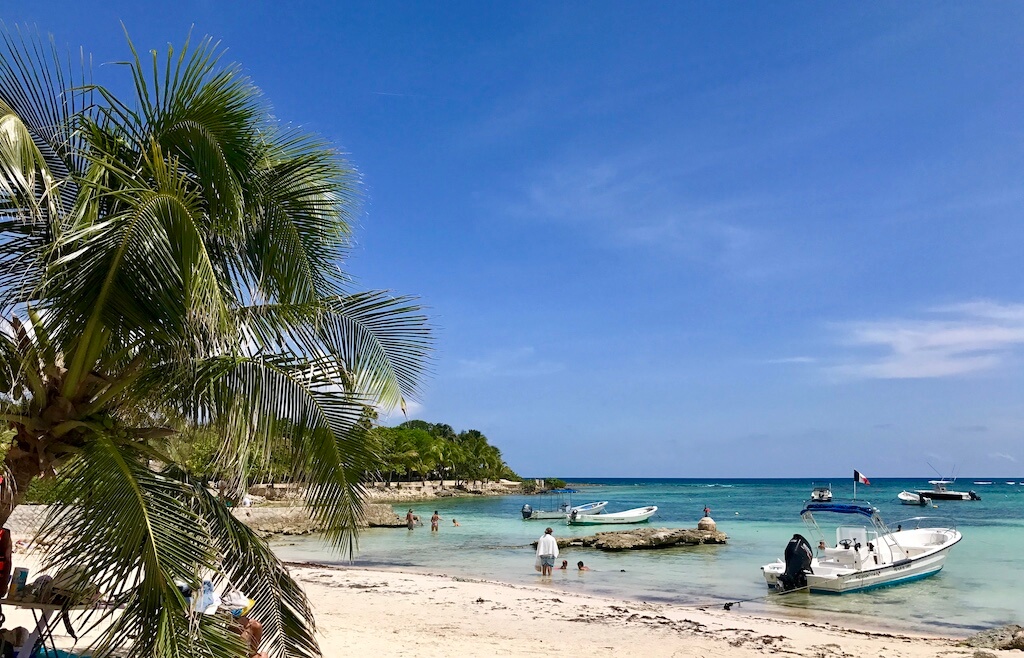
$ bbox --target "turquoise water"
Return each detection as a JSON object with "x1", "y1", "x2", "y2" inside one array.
[{"x1": 272, "y1": 478, "x2": 1024, "y2": 635}]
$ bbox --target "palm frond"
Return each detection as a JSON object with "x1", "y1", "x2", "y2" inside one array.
[{"x1": 37, "y1": 435, "x2": 245, "y2": 658}]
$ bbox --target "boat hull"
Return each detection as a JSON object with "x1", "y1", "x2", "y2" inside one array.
[
  {"x1": 898, "y1": 491, "x2": 931, "y2": 506},
  {"x1": 571, "y1": 501, "x2": 608, "y2": 515},
  {"x1": 914, "y1": 490, "x2": 974, "y2": 501},
  {"x1": 525, "y1": 509, "x2": 569, "y2": 520},
  {"x1": 568, "y1": 506, "x2": 657, "y2": 525}
]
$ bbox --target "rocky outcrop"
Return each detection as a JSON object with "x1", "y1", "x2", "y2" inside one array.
[
  {"x1": 233, "y1": 506, "x2": 319, "y2": 536},
  {"x1": 535, "y1": 527, "x2": 728, "y2": 552},
  {"x1": 232, "y1": 503, "x2": 405, "y2": 535},
  {"x1": 365, "y1": 479, "x2": 524, "y2": 503},
  {"x1": 961, "y1": 625, "x2": 1024, "y2": 650},
  {"x1": 362, "y1": 504, "x2": 405, "y2": 528}
]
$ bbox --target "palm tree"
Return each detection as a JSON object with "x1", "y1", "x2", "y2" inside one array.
[{"x1": 0, "y1": 27, "x2": 430, "y2": 658}]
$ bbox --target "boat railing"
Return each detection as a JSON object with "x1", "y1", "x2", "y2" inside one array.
[{"x1": 889, "y1": 515, "x2": 958, "y2": 532}]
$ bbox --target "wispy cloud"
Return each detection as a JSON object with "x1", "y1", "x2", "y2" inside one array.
[
  {"x1": 377, "y1": 399, "x2": 424, "y2": 423},
  {"x1": 507, "y1": 154, "x2": 803, "y2": 279},
  {"x1": 829, "y1": 300, "x2": 1024, "y2": 379},
  {"x1": 454, "y1": 347, "x2": 564, "y2": 379},
  {"x1": 990, "y1": 452, "x2": 1017, "y2": 463}
]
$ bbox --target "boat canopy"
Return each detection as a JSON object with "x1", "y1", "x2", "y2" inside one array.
[
  {"x1": 800, "y1": 502, "x2": 877, "y2": 518},
  {"x1": 546, "y1": 488, "x2": 579, "y2": 494}
]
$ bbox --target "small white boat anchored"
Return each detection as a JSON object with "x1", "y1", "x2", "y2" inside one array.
[
  {"x1": 568, "y1": 506, "x2": 657, "y2": 525},
  {"x1": 898, "y1": 490, "x2": 932, "y2": 506},
  {"x1": 915, "y1": 480, "x2": 980, "y2": 501},
  {"x1": 762, "y1": 502, "x2": 961, "y2": 594},
  {"x1": 571, "y1": 501, "x2": 609, "y2": 515},
  {"x1": 810, "y1": 484, "x2": 833, "y2": 502}
]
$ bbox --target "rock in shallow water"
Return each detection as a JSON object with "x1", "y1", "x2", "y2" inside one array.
[{"x1": 539, "y1": 527, "x2": 728, "y2": 551}]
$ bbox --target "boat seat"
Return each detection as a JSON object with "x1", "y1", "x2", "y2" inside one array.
[{"x1": 821, "y1": 547, "x2": 856, "y2": 565}]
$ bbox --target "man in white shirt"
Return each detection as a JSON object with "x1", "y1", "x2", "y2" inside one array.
[{"x1": 536, "y1": 527, "x2": 559, "y2": 576}]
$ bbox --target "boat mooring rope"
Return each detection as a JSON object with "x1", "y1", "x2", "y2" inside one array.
[{"x1": 687, "y1": 585, "x2": 810, "y2": 611}]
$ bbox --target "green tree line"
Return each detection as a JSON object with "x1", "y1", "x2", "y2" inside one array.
[{"x1": 370, "y1": 421, "x2": 519, "y2": 487}]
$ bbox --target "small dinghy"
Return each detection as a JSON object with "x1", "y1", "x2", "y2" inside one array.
[
  {"x1": 571, "y1": 501, "x2": 608, "y2": 515},
  {"x1": 898, "y1": 490, "x2": 931, "y2": 506},
  {"x1": 568, "y1": 506, "x2": 657, "y2": 525}
]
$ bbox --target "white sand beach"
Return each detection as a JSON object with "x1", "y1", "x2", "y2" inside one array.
[
  {"x1": 0, "y1": 552, "x2": 981, "y2": 657},
  {"x1": 294, "y1": 564, "x2": 976, "y2": 658}
]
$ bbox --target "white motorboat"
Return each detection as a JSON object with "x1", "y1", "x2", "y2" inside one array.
[
  {"x1": 568, "y1": 506, "x2": 657, "y2": 525},
  {"x1": 571, "y1": 501, "x2": 608, "y2": 515},
  {"x1": 762, "y1": 502, "x2": 961, "y2": 594},
  {"x1": 898, "y1": 490, "x2": 932, "y2": 506},
  {"x1": 810, "y1": 484, "x2": 832, "y2": 502},
  {"x1": 915, "y1": 480, "x2": 981, "y2": 501}
]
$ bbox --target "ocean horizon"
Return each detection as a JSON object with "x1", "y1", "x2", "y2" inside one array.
[{"x1": 273, "y1": 476, "x2": 1023, "y2": 635}]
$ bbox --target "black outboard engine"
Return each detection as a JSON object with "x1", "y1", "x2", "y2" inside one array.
[
  {"x1": 969, "y1": 490, "x2": 981, "y2": 501},
  {"x1": 521, "y1": 504, "x2": 533, "y2": 519},
  {"x1": 778, "y1": 533, "x2": 813, "y2": 592}
]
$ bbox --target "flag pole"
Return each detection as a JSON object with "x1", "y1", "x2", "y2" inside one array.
[{"x1": 853, "y1": 470, "x2": 857, "y2": 500}]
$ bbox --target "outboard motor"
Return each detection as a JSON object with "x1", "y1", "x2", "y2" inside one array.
[
  {"x1": 521, "y1": 504, "x2": 533, "y2": 520},
  {"x1": 969, "y1": 490, "x2": 981, "y2": 501},
  {"x1": 778, "y1": 533, "x2": 813, "y2": 592}
]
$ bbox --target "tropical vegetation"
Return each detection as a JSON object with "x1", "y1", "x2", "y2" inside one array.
[
  {"x1": 0, "y1": 27, "x2": 430, "y2": 658},
  {"x1": 369, "y1": 421, "x2": 519, "y2": 487}
]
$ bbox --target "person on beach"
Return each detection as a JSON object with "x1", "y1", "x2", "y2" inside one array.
[
  {"x1": 703, "y1": 505, "x2": 711, "y2": 517},
  {"x1": 535, "y1": 527, "x2": 559, "y2": 577},
  {"x1": 431, "y1": 511, "x2": 441, "y2": 532},
  {"x1": 452, "y1": 518, "x2": 460, "y2": 526},
  {"x1": 406, "y1": 509, "x2": 416, "y2": 530},
  {"x1": 577, "y1": 561, "x2": 590, "y2": 571}
]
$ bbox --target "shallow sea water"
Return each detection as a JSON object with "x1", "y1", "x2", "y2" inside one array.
[{"x1": 271, "y1": 478, "x2": 1024, "y2": 634}]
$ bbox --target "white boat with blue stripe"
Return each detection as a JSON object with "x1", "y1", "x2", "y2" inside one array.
[{"x1": 761, "y1": 502, "x2": 961, "y2": 594}]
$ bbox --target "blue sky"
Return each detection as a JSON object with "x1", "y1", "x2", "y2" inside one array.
[{"x1": 9, "y1": 2, "x2": 1024, "y2": 477}]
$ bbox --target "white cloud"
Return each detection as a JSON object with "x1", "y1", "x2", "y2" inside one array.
[
  {"x1": 506, "y1": 154, "x2": 802, "y2": 279},
  {"x1": 828, "y1": 301, "x2": 1024, "y2": 379},
  {"x1": 990, "y1": 452, "x2": 1017, "y2": 463},
  {"x1": 376, "y1": 399, "x2": 424, "y2": 424}
]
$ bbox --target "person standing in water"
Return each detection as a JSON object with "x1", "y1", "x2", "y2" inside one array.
[
  {"x1": 430, "y1": 511, "x2": 441, "y2": 532},
  {"x1": 535, "y1": 527, "x2": 559, "y2": 577},
  {"x1": 406, "y1": 509, "x2": 416, "y2": 530}
]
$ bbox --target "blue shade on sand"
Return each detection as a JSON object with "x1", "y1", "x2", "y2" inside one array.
[{"x1": 274, "y1": 478, "x2": 1024, "y2": 633}]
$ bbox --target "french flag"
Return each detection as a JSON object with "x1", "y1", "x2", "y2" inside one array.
[{"x1": 854, "y1": 470, "x2": 870, "y2": 485}]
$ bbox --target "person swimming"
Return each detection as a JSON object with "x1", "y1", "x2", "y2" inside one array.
[{"x1": 577, "y1": 561, "x2": 590, "y2": 571}]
